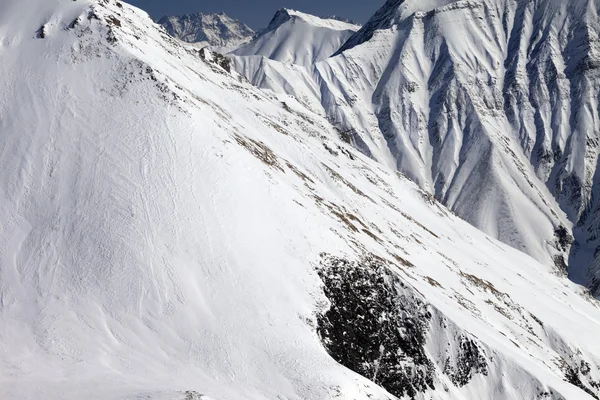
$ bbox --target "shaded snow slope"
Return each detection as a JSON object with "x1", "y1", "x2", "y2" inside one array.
[
  {"x1": 158, "y1": 11, "x2": 254, "y2": 50},
  {"x1": 232, "y1": 9, "x2": 360, "y2": 66},
  {"x1": 4, "y1": 0, "x2": 600, "y2": 399},
  {"x1": 231, "y1": 0, "x2": 600, "y2": 293}
]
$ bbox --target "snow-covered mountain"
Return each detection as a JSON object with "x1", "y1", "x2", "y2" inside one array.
[
  {"x1": 232, "y1": 9, "x2": 361, "y2": 66},
  {"x1": 158, "y1": 11, "x2": 254, "y2": 49},
  {"x1": 4, "y1": 0, "x2": 600, "y2": 399},
  {"x1": 230, "y1": 0, "x2": 600, "y2": 295}
]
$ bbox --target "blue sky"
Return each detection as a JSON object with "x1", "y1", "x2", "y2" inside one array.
[{"x1": 127, "y1": 0, "x2": 381, "y2": 29}]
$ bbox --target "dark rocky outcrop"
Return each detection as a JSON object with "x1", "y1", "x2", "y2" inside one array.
[{"x1": 316, "y1": 253, "x2": 489, "y2": 398}]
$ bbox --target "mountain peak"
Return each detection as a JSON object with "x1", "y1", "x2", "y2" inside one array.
[
  {"x1": 259, "y1": 8, "x2": 294, "y2": 35},
  {"x1": 335, "y1": 0, "x2": 465, "y2": 54},
  {"x1": 233, "y1": 8, "x2": 360, "y2": 65},
  {"x1": 259, "y1": 8, "x2": 361, "y2": 37},
  {"x1": 158, "y1": 11, "x2": 254, "y2": 49}
]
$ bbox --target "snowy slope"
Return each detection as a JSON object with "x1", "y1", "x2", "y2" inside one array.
[
  {"x1": 4, "y1": 0, "x2": 600, "y2": 399},
  {"x1": 158, "y1": 11, "x2": 254, "y2": 50},
  {"x1": 232, "y1": 9, "x2": 360, "y2": 66},
  {"x1": 231, "y1": 0, "x2": 600, "y2": 293}
]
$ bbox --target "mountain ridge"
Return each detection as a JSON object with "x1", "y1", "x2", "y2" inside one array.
[
  {"x1": 231, "y1": 8, "x2": 361, "y2": 66},
  {"x1": 3, "y1": 0, "x2": 600, "y2": 399},
  {"x1": 158, "y1": 11, "x2": 254, "y2": 49},
  {"x1": 230, "y1": 0, "x2": 600, "y2": 295}
]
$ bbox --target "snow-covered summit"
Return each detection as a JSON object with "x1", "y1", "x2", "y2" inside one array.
[
  {"x1": 276, "y1": 8, "x2": 361, "y2": 31},
  {"x1": 232, "y1": 8, "x2": 360, "y2": 66},
  {"x1": 336, "y1": 0, "x2": 479, "y2": 54},
  {"x1": 158, "y1": 11, "x2": 254, "y2": 49}
]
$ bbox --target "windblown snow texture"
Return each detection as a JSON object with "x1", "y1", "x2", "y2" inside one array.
[
  {"x1": 232, "y1": 9, "x2": 360, "y2": 66},
  {"x1": 158, "y1": 11, "x2": 254, "y2": 49},
  {"x1": 2, "y1": 0, "x2": 600, "y2": 399},
  {"x1": 230, "y1": 0, "x2": 600, "y2": 295}
]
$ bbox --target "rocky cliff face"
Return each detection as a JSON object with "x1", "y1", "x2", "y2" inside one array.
[{"x1": 158, "y1": 11, "x2": 254, "y2": 49}]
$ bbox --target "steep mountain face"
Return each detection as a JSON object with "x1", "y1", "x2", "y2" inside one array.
[
  {"x1": 231, "y1": 0, "x2": 600, "y2": 294},
  {"x1": 5, "y1": 0, "x2": 600, "y2": 399},
  {"x1": 232, "y1": 9, "x2": 360, "y2": 66},
  {"x1": 158, "y1": 11, "x2": 254, "y2": 49}
]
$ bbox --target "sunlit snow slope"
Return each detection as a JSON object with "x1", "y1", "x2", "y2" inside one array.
[
  {"x1": 3, "y1": 0, "x2": 600, "y2": 399},
  {"x1": 231, "y1": 0, "x2": 600, "y2": 294},
  {"x1": 232, "y1": 9, "x2": 360, "y2": 66}
]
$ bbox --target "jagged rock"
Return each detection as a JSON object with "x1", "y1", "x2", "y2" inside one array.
[
  {"x1": 158, "y1": 12, "x2": 254, "y2": 50},
  {"x1": 316, "y1": 254, "x2": 490, "y2": 398}
]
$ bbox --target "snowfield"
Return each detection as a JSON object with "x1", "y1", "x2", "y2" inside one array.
[
  {"x1": 230, "y1": 0, "x2": 600, "y2": 297},
  {"x1": 158, "y1": 12, "x2": 254, "y2": 51},
  {"x1": 1, "y1": 0, "x2": 600, "y2": 399}
]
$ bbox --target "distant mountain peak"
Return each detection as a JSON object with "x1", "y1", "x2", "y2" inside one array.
[
  {"x1": 323, "y1": 15, "x2": 360, "y2": 25},
  {"x1": 233, "y1": 8, "x2": 360, "y2": 66},
  {"x1": 257, "y1": 8, "x2": 361, "y2": 37},
  {"x1": 257, "y1": 8, "x2": 293, "y2": 36},
  {"x1": 158, "y1": 11, "x2": 254, "y2": 49},
  {"x1": 6, "y1": 0, "x2": 600, "y2": 399}
]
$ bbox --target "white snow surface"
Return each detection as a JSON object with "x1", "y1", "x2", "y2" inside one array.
[
  {"x1": 232, "y1": 9, "x2": 360, "y2": 66},
  {"x1": 231, "y1": 0, "x2": 600, "y2": 292},
  {"x1": 2, "y1": 0, "x2": 600, "y2": 399},
  {"x1": 282, "y1": 9, "x2": 360, "y2": 31}
]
